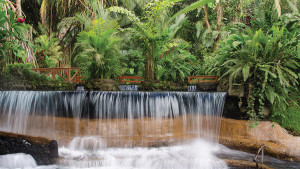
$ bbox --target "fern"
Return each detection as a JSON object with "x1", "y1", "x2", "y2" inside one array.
[{"x1": 215, "y1": 26, "x2": 299, "y2": 119}]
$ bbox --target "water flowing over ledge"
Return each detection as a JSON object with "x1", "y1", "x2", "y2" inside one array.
[
  {"x1": 0, "y1": 91, "x2": 226, "y2": 145},
  {"x1": 0, "y1": 91, "x2": 229, "y2": 169}
]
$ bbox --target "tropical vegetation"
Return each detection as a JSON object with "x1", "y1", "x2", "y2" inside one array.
[{"x1": 0, "y1": 0, "x2": 299, "y2": 133}]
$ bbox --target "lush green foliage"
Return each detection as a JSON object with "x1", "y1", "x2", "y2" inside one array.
[
  {"x1": 1, "y1": 63, "x2": 48, "y2": 83},
  {"x1": 270, "y1": 106, "x2": 300, "y2": 136},
  {"x1": 74, "y1": 15, "x2": 124, "y2": 79},
  {"x1": 0, "y1": 2, "x2": 30, "y2": 71},
  {"x1": 109, "y1": 0, "x2": 210, "y2": 80},
  {"x1": 156, "y1": 40, "x2": 196, "y2": 82},
  {"x1": 214, "y1": 26, "x2": 299, "y2": 124},
  {"x1": 34, "y1": 34, "x2": 62, "y2": 67}
]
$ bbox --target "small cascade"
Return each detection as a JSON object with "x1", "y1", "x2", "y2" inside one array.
[
  {"x1": 68, "y1": 137, "x2": 107, "y2": 151},
  {"x1": 187, "y1": 85, "x2": 197, "y2": 91},
  {"x1": 58, "y1": 139, "x2": 228, "y2": 169},
  {"x1": 119, "y1": 85, "x2": 139, "y2": 91},
  {"x1": 76, "y1": 86, "x2": 85, "y2": 91}
]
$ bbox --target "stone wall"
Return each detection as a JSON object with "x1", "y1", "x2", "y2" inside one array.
[{"x1": 0, "y1": 131, "x2": 58, "y2": 165}]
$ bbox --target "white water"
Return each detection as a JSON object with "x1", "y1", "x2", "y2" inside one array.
[
  {"x1": 58, "y1": 138, "x2": 228, "y2": 169},
  {"x1": 0, "y1": 139, "x2": 227, "y2": 169},
  {"x1": 0, "y1": 153, "x2": 37, "y2": 168}
]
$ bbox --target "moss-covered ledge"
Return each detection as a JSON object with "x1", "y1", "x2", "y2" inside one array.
[{"x1": 0, "y1": 131, "x2": 58, "y2": 165}]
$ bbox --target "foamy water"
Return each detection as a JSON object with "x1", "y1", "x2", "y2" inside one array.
[
  {"x1": 0, "y1": 153, "x2": 37, "y2": 168},
  {"x1": 57, "y1": 138, "x2": 227, "y2": 169},
  {"x1": 0, "y1": 139, "x2": 227, "y2": 169}
]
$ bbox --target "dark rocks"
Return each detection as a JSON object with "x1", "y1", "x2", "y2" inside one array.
[
  {"x1": 196, "y1": 82, "x2": 218, "y2": 91},
  {"x1": 86, "y1": 79, "x2": 119, "y2": 91},
  {"x1": 0, "y1": 131, "x2": 58, "y2": 165},
  {"x1": 139, "y1": 80, "x2": 186, "y2": 91},
  {"x1": 217, "y1": 79, "x2": 244, "y2": 97}
]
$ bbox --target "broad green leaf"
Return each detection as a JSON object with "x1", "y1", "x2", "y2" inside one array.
[
  {"x1": 242, "y1": 65, "x2": 250, "y2": 82},
  {"x1": 168, "y1": 0, "x2": 215, "y2": 23}
]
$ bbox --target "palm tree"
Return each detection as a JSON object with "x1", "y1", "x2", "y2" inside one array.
[
  {"x1": 73, "y1": 2, "x2": 124, "y2": 79},
  {"x1": 110, "y1": 0, "x2": 212, "y2": 80},
  {"x1": 34, "y1": 34, "x2": 62, "y2": 68}
]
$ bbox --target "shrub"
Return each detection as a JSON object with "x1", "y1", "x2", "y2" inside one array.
[{"x1": 270, "y1": 106, "x2": 300, "y2": 136}]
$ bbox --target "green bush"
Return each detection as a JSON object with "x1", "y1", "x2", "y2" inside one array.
[
  {"x1": 214, "y1": 26, "x2": 299, "y2": 122},
  {"x1": 270, "y1": 106, "x2": 300, "y2": 136},
  {"x1": 1, "y1": 63, "x2": 48, "y2": 83},
  {"x1": 0, "y1": 63, "x2": 76, "y2": 90}
]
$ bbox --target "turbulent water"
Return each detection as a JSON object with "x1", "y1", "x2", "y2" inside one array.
[
  {"x1": 187, "y1": 85, "x2": 197, "y2": 91},
  {"x1": 0, "y1": 91, "x2": 227, "y2": 168},
  {"x1": 57, "y1": 139, "x2": 228, "y2": 169}
]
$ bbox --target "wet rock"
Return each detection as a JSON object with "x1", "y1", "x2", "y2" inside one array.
[
  {"x1": 196, "y1": 82, "x2": 218, "y2": 91},
  {"x1": 223, "y1": 159, "x2": 273, "y2": 169},
  {"x1": 219, "y1": 119, "x2": 300, "y2": 161},
  {"x1": 0, "y1": 131, "x2": 58, "y2": 165}
]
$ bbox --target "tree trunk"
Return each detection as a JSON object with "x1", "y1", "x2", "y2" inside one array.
[
  {"x1": 274, "y1": 0, "x2": 281, "y2": 17},
  {"x1": 214, "y1": 0, "x2": 223, "y2": 51},
  {"x1": 204, "y1": 5, "x2": 210, "y2": 28},
  {"x1": 145, "y1": 41, "x2": 155, "y2": 80},
  {"x1": 15, "y1": 0, "x2": 22, "y2": 16}
]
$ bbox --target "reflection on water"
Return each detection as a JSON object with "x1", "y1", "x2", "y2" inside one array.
[{"x1": 217, "y1": 144, "x2": 300, "y2": 169}]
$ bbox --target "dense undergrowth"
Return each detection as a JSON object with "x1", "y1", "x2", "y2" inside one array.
[
  {"x1": 0, "y1": 63, "x2": 75, "y2": 90},
  {"x1": 270, "y1": 106, "x2": 300, "y2": 136}
]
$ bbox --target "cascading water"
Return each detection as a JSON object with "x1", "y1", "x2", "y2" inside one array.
[
  {"x1": 119, "y1": 85, "x2": 139, "y2": 91},
  {"x1": 0, "y1": 91, "x2": 227, "y2": 169},
  {"x1": 187, "y1": 85, "x2": 197, "y2": 91}
]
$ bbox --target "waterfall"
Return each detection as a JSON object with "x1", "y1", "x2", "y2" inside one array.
[
  {"x1": 187, "y1": 85, "x2": 197, "y2": 91},
  {"x1": 119, "y1": 85, "x2": 139, "y2": 91},
  {"x1": 0, "y1": 91, "x2": 226, "y2": 145},
  {"x1": 0, "y1": 91, "x2": 227, "y2": 168}
]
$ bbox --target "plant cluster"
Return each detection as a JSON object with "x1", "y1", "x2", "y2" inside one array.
[{"x1": 0, "y1": 0, "x2": 299, "y2": 132}]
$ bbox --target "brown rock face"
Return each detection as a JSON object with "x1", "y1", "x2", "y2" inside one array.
[
  {"x1": 219, "y1": 119, "x2": 300, "y2": 161},
  {"x1": 1, "y1": 114, "x2": 299, "y2": 162}
]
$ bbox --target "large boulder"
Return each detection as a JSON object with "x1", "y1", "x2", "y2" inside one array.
[
  {"x1": 0, "y1": 131, "x2": 58, "y2": 165},
  {"x1": 219, "y1": 119, "x2": 300, "y2": 161}
]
